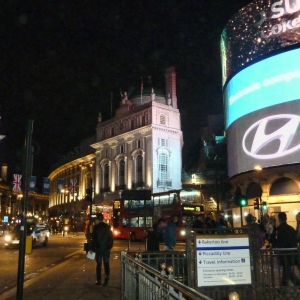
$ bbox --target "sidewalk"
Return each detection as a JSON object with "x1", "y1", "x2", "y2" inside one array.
[{"x1": 1, "y1": 250, "x2": 122, "y2": 300}]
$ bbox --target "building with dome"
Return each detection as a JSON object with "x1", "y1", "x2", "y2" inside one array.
[{"x1": 48, "y1": 67, "x2": 183, "y2": 218}]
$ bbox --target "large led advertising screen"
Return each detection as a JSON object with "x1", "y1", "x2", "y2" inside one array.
[
  {"x1": 221, "y1": 0, "x2": 300, "y2": 85},
  {"x1": 225, "y1": 48, "x2": 300, "y2": 177}
]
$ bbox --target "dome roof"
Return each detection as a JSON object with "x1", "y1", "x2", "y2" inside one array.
[{"x1": 129, "y1": 86, "x2": 166, "y2": 106}]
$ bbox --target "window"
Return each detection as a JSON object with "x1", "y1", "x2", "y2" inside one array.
[
  {"x1": 158, "y1": 138, "x2": 168, "y2": 147},
  {"x1": 120, "y1": 145, "x2": 125, "y2": 153},
  {"x1": 131, "y1": 120, "x2": 134, "y2": 130},
  {"x1": 111, "y1": 127, "x2": 114, "y2": 136},
  {"x1": 102, "y1": 129, "x2": 106, "y2": 139},
  {"x1": 105, "y1": 149, "x2": 109, "y2": 158},
  {"x1": 142, "y1": 116, "x2": 146, "y2": 126},
  {"x1": 120, "y1": 123, "x2": 124, "y2": 130},
  {"x1": 136, "y1": 155, "x2": 143, "y2": 183},
  {"x1": 137, "y1": 140, "x2": 141, "y2": 148},
  {"x1": 160, "y1": 114, "x2": 166, "y2": 125},
  {"x1": 158, "y1": 153, "x2": 168, "y2": 183},
  {"x1": 104, "y1": 163, "x2": 109, "y2": 189},
  {"x1": 119, "y1": 159, "x2": 125, "y2": 186}
]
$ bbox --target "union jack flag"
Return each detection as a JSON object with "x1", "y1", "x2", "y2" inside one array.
[
  {"x1": 13, "y1": 174, "x2": 22, "y2": 192},
  {"x1": 69, "y1": 179, "x2": 77, "y2": 194}
]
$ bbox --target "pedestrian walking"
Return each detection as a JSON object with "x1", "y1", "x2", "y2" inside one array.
[
  {"x1": 91, "y1": 213, "x2": 113, "y2": 286},
  {"x1": 296, "y1": 212, "x2": 300, "y2": 244},
  {"x1": 157, "y1": 217, "x2": 176, "y2": 250},
  {"x1": 275, "y1": 212, "x2": 300, "y2": 287},
  {"x1": 145, "y1": 222, "x2": 160, "y2": 251},
  {"x1": 244, "y1": 214, "x2": 264, "y2": 249}
]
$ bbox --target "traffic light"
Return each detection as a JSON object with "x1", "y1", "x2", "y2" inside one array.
[
  {"x1": 85, "y1": 188, "x2": 92, "y2": 202},
  {"x1": 239, "y1": 195, "x2": 248, "y2": 206},
  {"x1": 262, "y1": 201, "x2": 267, "y2": 210},
  {"x1": 235, "y1": 194, "x2": 248, "y2": 207},
  {"x1": 254, "y1": 198, "x2": 259, "y2": 210}
]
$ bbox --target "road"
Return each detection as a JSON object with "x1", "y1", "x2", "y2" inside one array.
[{"x1": 0, "y1": 233, "x2": 185, "y2": 297}]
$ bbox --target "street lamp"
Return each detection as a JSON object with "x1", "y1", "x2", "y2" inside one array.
[{"x1": 254, "y1": 165, "x2": 263, "y2": 222}]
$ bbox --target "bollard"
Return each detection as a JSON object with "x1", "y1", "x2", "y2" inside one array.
[
  {"x1": 160, "y1": 263, "x2": 166, "y2": 275},
  {"x1": 167, "y1": 265, "x2": 174, "y2": 280},
  {"x1": 228, "y1": 291, "x2": 239, "y2": 300}
]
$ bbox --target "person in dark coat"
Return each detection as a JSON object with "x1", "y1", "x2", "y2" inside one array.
[
  {"x1": 157, "y1": 217, "x2": 176, "y2": 250},
  {"x1": 146, "y1": 222, "x2": 160, "y2": 251},
  {"x1": 91, "y1": 213, "x2": 113, "y2": 286},
  {"x1": 275, "y1": 212, "x2": 300, "y2": 287},
  {"x1": 296, "y1": 212, "x2": 300, "y2": 244}
]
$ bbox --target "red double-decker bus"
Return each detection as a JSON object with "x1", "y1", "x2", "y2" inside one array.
[{"x1": 112, "y1": 189, "x2": 204, "y2": 241}]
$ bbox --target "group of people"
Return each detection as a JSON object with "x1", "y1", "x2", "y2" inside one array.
[
  {"x1": 192, "y1": 213, "x2": 230, "y2": 231},
  {"x1": 245, "y1": 211, "x2": 300, "y2": 287},
  {"x1": 89, "y1": 211, "x2": 300, "y2": 288},
  {"x1": 146, "y1": 216, "x2": 177, "y2": 251}
]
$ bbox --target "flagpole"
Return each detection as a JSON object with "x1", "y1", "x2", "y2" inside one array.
[
  {"x1": 141, "y1": 76, "x2": 143, "y2": 105},
  {"x1": 111, "y1": 91, "x2": 113, "y2": 118}
]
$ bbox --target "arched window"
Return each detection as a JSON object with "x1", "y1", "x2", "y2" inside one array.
[
  {"x1": 270, "y1": 177, "x2": 299, "y2": 195},
  {"x1": 246, "y1": 182, "x2": 262, "y2": 198},
  {"x1": 158, "y1": 153, "x2": 168, "y2": 185},
  {"x1": 136, "y1": 155, "x2": 143, "y2": 183},
  {"x1": 104, "y1": 163, "x2": 109, "y2": 189},
  {"x1": 119, "y1": 159, "x2": 125, "y2": 186}
]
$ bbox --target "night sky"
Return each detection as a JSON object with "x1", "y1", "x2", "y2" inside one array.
[{"x1": 0, "y1": 0, "x2": 251, "y2": 182}]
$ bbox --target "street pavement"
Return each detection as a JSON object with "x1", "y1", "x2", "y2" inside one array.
[{"x1": 0, "y1": 246, "x2": 122, "y2": 300}]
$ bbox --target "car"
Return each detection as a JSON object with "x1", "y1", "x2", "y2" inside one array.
[{"x1": 4, "y1": 222, "x2": 50, "y2": 248}]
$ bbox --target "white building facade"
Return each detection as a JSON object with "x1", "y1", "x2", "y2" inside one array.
[{"x1": 92, "y1": 67, "x2": 183, "y2": 202}]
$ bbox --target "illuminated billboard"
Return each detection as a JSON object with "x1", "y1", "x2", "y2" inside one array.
[
  {"x1": 225, "y1": 46, "x2": 300, "y2": 178},
  {"x1": 221, "y1": 0, "x2": 300, "y2": 85}
]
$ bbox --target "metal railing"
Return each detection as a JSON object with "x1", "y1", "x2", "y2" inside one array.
[
  {"x1": 121, "y1": 251, "x2": 213, "y2": 300},
  {"x1": 122, "y1": 224, "x2": 300, "y2": 300}
]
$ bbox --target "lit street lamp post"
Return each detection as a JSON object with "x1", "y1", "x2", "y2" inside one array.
[{"x1": 254, "y1": 165, "x2": 263, "y2": 222}]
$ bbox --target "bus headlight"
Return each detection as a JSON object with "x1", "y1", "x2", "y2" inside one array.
[
  {"x1": 113, "y1": 230, "x2": 120, "y2": 236},
  {"x1": 180, "y1": 230, "x2": 186, "y2": 236},
  {"x1": 5, "y1": 235, "x2": 12, "y2": 242}
]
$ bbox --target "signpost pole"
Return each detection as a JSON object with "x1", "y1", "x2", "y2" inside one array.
[{"x1": 17, "y1": 120, "x2": 34, "y2": 300}]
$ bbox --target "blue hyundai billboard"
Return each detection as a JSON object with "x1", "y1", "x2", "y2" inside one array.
[{"x1": 222, "y1": 0, "x2": 300, "y2": 178}]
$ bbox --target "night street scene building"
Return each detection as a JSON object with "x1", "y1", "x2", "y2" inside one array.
[{"x1": 47, "y1": 67, "x2": 184, "y2": 227}]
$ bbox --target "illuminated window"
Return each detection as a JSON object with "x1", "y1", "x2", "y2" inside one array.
[
  {"x1": 158, "y1": 138, "x2": 168, "y2": 147},
  {"x1": 158, "y1": 153, "x2": 168, "y2": 184}
]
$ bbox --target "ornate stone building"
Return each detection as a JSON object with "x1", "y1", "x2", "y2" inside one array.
[{"x1": 48, "y1": 67, "x2": 183, "y2": 214}]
